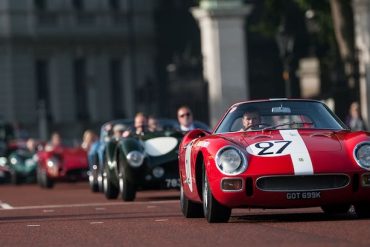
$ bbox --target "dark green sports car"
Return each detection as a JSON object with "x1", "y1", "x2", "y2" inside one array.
[{"x1": 102, "y1": 119, "x2": 186, "y2": 201}]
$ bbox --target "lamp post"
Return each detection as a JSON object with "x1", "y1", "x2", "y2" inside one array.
[{"x1": 276, "y1": 22, "x2": 295, "y2": 98}]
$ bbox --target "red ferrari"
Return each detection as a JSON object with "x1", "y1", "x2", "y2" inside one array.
[
  {"x1": 37, "y1": 146, "x2": 88, "y2": 188},
  {"x1": 179, "y1": 99, "x2": 370, "y2": 223}
]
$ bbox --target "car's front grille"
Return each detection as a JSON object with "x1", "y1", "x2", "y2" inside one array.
[{"x1": 256, "y1": 174, "x2": 350, "y2": 192}]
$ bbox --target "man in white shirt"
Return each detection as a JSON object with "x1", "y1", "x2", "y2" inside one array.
[{"x1": 177, "y1": 106, "x2": 195, "y2": 131}]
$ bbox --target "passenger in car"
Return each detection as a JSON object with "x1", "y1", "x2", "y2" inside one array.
[
  {"x1": 45, "y1": 132, "x2": 63, "y2": 151},
  {"x1": 177, "y1": 106, "x2": 195, "y2": 131},
  {"x1": 148, "y1": 115, "x2": 161, "y2": 132},
  {"x1": 113, "y1": 124, "x2": 125, "y2": 140}
]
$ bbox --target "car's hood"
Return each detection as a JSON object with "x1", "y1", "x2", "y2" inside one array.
[
  {"x1": 59, "y1": 148, "x2": 88, "y2": 171},
  {"x1": 219, "y1": 130, "x2": 352, "y2": 175},
  {"x1": 239, "y1": 129, "x2": 342, "y2": 152}
]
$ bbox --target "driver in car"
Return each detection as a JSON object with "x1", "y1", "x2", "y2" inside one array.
[
  {"x1": 123, "y1": 112, "x2": 148, "y2": 137},
  {"x1": 241, "y1": 110, "x2": 261, "y2": 131}
]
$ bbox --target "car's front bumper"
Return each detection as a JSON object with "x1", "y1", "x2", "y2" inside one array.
[{"x1": 209, "y1": 172, "x2": 370, "y2": 208}]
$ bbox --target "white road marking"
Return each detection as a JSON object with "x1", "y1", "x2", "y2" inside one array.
[
  {"x1": 95, "y1": 208, "x2": 106, "y2": 211},
  {"x1": 147, "y1": 205, "x2": 157, "y2": 209},
  {"x1": 90, "y1": 222, "x2": 104, "y2": 224},
  {"x1": 42, "y1": 209, "x2": 55, "y2": 213},
  {"x1": 27, "y1": 225, "x2": 40, "y2": 227},
  {"x1": 0, "y1": 202, "x2": 14, "y2": 209},
  {"x1": 155, "y1": 219, "x2": 168, "y2": 222},
  {"x1": 0, "y1": 200, "x2": 178, "y2": 211}
]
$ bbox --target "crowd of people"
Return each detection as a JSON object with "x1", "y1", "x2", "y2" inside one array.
[{"x1": 78, "y1": 105, "x2": 199, "y2": 154}]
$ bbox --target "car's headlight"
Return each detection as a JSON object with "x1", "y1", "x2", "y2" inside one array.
[
  {"x1": 354, "y1": 142, "x2": 370, "y2": 170},
  {"x1": 126, "y1": 151, "x2": 144, "y2": 167},
  {"x1": 0, "y1": 157, "x2": 7, "y2": 167},
  {"x1": 216, "y1": 146, "x2": 247, "y2": 175},
  {"x1": 10, "y1": 157, "x2": 18, "y2": 165},
  {"x1": 47, "y1": 157, "x2": 59, "y2": 168},
  {"x1": 47, "y1": 157, "x2": 60, "y2": 176}
]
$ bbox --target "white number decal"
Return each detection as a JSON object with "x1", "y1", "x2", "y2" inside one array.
[{"x1": 247, "y1": 140, "x2": 292, "y2": 157}]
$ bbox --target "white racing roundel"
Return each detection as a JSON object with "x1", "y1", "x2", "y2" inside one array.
[
  {"x1": 246, "y1": 140, "x2": 292, "y2": 157},
  {"x1": 246, "y1": 130, "x2": 314, "y2": 175}
]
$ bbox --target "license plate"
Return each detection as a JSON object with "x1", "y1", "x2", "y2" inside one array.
[
  {"x1": 165, "y1": 178, "x2": 180, "y2": 188},
  {"x1": 286, "y1": 191, "x2": 320, "y2": 200}
]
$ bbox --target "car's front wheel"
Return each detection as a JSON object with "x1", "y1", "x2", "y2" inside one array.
[
  {"x1": 180, "y1": 183, "x2": 203, "y2": 218},
  {"x1": 118, "y1": 161, "x2": 136, "y2": 201},
  {"x1": 38, "y1": 167, "x2": 54, "y2": 189},
  {"x1": 354, "y1": 203, "x2": 370, "y2": 218},
  {"x1": 10, "y1": 170, "x2": 21, "y2": 185},
  {"x1": 103, "y1": 165, "x2": 119, "y2": 199},
  {"x1": 88, "y1": 163, "x2": 99, "y2": 193},
  {"x1": 202, "y1": 174, "x2": 231, "y2": 223}
]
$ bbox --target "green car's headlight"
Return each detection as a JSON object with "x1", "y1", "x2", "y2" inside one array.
[
  {"x1": 354, "y1": 142, "x2": 370, "y2": 170},
  {"x1": 216, "y1": 146, "x2": 247, "y2": 175},
  {"x1": 0, "y1": 157, "x2": 7, "y2": 167},
  {"x1": 10, "y1": 157, "x2": 18, "y2": 165},
  {"x1": 126, "y1": 151, "x2": 144, "y2": 168}
]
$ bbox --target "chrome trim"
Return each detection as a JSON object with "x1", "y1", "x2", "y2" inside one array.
[
  {"x1": 215, "y1": 145, "x2": 247, "y2": 175},
  {"x1": 220, "y1": 177, "x2": 244, "y2": 192},
  {"x1": 353, "y1": 142, "x2": 370, "y2": 171},
  {"x1": 256, "y1": 174, "x2": 351, "y2": 192}
]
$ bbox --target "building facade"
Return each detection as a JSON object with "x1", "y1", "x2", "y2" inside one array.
[{"x1": 0, "y1": 0, "x2": 158, "y2": 139}]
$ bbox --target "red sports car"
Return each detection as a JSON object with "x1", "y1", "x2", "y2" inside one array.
[
  {"x1": 37, "y1": 146, "x2": 88, "y2": 188},
  {"x1": 179, "y1": 99, "x2": 370, "y2": 223}
]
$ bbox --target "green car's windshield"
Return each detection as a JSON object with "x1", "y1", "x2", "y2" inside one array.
[{"x1": 214, "y1": 100, "x2": 348, "y2": 134}]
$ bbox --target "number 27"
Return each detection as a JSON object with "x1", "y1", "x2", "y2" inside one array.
[{"x1": 255, "y1": 140, "x2": 292, "y2": 155}]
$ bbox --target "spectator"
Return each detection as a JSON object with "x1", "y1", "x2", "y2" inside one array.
[
  {"x1": 81, "y1": 129, "x2": 98, "y2": 152},
  {"x1": 177, "y1": 106, "x2": 195, "y2": 131},
  {"x1": 345, "y1": 101, "x2": 367, "y2": 131}
]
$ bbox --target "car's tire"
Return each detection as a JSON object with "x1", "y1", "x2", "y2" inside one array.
[
  {"x1": 321, "y1": 204, "x2": 351, "y2": 215},
  {"x1": 10, "y1": 170, "x2": 21, "y2": 185},
  {"x1": 103, "y1": 166, "x2": 119, "y2": 199},
  {"x1": 37, "y1": 167, "x2": 43, "y2": 187},
  {"x1": 118, "y1": 159, "x2": 136, "y2": 201},
  {"x1": 89, "y1": 174, "x2": 99, "y2": 192},
  {"x1": 97, "y1": 173, "x2": 104, "y2": 192},
  {"x1": 88, "y1": 162, "x2": 99, "y2": 193},
  {"x1": 40, "y1": 168, "x2": 54, "y2": 189},
  {"x1": 202, "y1": 173, "x2": 231, "y2": 223},
  {"x1": 180, "y1": 183, "x2": 203, "y2": 218},
  {"x1": 354, "y1": 203, "x2": 370, "y2": 218}
]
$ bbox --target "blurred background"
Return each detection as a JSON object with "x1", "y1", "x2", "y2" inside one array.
[{"x1": 0, "y1": 0, "x2": 369, "y2": 140}]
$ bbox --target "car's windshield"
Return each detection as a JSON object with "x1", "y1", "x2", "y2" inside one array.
[{"x1": 215, "y1": 100, "x2": 347, "y2": 134}]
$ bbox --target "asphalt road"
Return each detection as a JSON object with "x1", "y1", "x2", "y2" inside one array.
[{"x1": 1, "y1": 182, "x2": 370, "y2": 247}]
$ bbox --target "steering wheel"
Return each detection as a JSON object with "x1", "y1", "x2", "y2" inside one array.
[{"x1": 243, "y1": 123, "x2": 270, "y2": 131}]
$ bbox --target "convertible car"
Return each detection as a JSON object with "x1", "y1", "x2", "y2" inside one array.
[
  {"x1": 87, "y1": 119, "x2": 133, "y2": 193},
  {"x1": 37, "y1": 145, "x2": 88, "y2": 188},
  {"x1": 100, "y1": 119, "x2": 191, "y2": 201},
  {"x1": 179, "y1": 99, "x2": 370, "y2": 223},
  {"x1": 5, "y1": 140, "x2": 42, "y2": 184}
]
